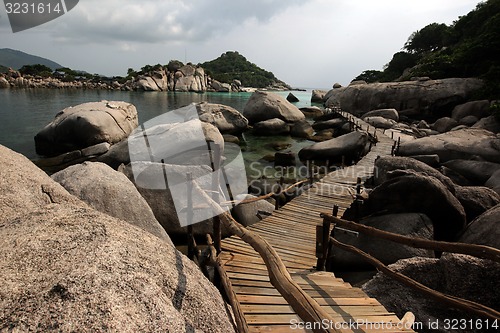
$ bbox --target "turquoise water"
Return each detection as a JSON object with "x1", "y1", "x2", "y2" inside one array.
[{"x1": 0, "y1": 89, "x2": 320, "y2": 179}]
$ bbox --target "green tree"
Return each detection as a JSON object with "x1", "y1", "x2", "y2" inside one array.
[
  {"x1": 19, "y1": 64, "x2": 53, "y2": 77},
  {"x1": 404, "y1": 23, "x2": 452, "y2": 54}
]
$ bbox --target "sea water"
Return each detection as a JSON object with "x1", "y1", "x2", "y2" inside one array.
[{"x1": 0, "y1": 88, "x2": 322, "y2": 180}]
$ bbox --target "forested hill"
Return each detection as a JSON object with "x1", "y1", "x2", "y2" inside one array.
[
  {"x1": 0, "y1": 48, "x2": 62, "y2": 71},
  {"x1": 200, "y1": 51, "x2": 290, "y2": 89},
  {"x1": 354, "y1": 0, "x2": 500, "y2": 98}
]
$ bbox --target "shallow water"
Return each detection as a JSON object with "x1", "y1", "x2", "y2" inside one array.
[{"x1": 0, "y1": 88, "x2": 321, "y2": 180}]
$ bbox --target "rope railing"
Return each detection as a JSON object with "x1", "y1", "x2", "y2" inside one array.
[{"x1": 318, "y1": 213, "x2": 500, "y2": 321}]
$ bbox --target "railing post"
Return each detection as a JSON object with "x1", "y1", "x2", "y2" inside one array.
[
  {"x1": 186, "y1": 173, "x2": 195, "y2": 260},
  {"x1": 207, "y1": 140, "x2": 222, "y2": 254}
]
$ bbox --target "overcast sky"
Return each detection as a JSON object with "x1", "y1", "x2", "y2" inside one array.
[{"x1": 0, "y1": 0, "x2": 480, "y2": 89}]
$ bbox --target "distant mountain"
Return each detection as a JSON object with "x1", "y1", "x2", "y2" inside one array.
[
  {"x1": 200, "y1": 51, "x2": 290, "y2": 89},
  {"x1": 0, "y1": 48, "x2": 62, "y2": 71}
]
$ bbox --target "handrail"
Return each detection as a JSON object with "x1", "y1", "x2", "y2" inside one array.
[
  {"x1": 321, "y1": 214, "x2": 500, "y2": 263},
  {"x1": 329, "y1": 236, "x2": 500, "y2": 321},
  {"x1": 194, "y1": 182, "x2": 340, "y2": 333}
]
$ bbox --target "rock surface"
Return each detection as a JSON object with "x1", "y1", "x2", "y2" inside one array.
[
  {"x1": 363, "y1": 254, "x2": 500, "y2": 333},
  {"x1": 454, "y1": 186, "x2": 500, "y2": 222},
  {"x1": 35, "y1": 101, "x2": 138, "y2": 157},
  {"x1": 232, "y1": 194, "x2": 275, "y2": 227},
  {"x1": 442, "y1": 159, "x2": 500, "y2": 184},
  {"x1": 0, "y1": 144, "x2": 234, "y2": 332},
  {"x1": 350, "y1": 171, "x2": 466, "y2": 242},
  {"x1": 459, "y1": 204, "x2": 500, "y2": 249},
  {"x1": 196, "y1": 102, "x2": 248, "y2": 135},
  {"x1": 253, "y1": 118, "x2": 290, "y2": 135},
  {"x1": 324, "y1": 78, "x2": 484, "y2": 117},
  {"x1": 451, "y1": 100, "x2": 490, "y2": 121},
  {"x1": 243, "y1": 91, "x2": 305, "y2": 124},
  {"x1": 298, "y1": 131, "x2": 369, "y2": 162},
  {"x1": 0, "y1": 205, "x2": 235, "y2": 333},
  {"x1": 374, "y1": 156, "x2": 456, "y2": 193},
  {"x1": 361, "y1": 108, "x2": 399, "y2": 121},
  {"x1": 0, "y1": 145, "x2": 82, "y2": 223},
  {"x1": 398, "y1": 128, "x2": 500, "y2": 163},
  {"x1": 52, "y1": 162, "x2": 172, "y2": 244},
  {"x1": 331, "y1": 213, "x2": 434, "y2": 270}
]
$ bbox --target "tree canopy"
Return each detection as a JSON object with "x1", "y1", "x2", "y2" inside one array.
[{"x1": 354, "y1": 0, "x2": 500, "y2": 98}]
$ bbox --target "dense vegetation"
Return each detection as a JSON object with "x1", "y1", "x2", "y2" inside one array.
[
  {"x1": 200, "y1": 51, "x2": 289, "y2": 88},
  {"x1": 354, "y1": 0, "x2": 500, "y2": 98}
]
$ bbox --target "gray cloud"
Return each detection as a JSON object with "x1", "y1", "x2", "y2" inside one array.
[{"x1": 51, "y1": 0, "x2": 304, "y2": 44}]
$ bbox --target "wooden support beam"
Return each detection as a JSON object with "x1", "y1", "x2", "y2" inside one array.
[
  {"x1": 321, "y1": 214, "x2": 500, "y2": 263},
  {"x1": 329, "y1": 237, "x2": 500, "y2": 321}
]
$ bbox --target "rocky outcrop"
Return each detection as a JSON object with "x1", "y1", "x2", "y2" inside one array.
[
  {"x1": 243, "y1": 91, "x2": 305, "y2": 124},
  {"x1": 431, "y1": 117, "x2": 459, "y2": 133},
  {"x1": 35, "y1": 101, "x2": 138, "y2": 157},
  {"x1": 0, "y1": 145, "x2": 235, "y2": 332},
  {"x1": 290, "y1": 120, "x2": 314, "y2": 139},
  {"x1": 451, "y1": 100, "x2": 490, "y2": 121},
  {"x1": 298, "y1": 131, "x2": 369, "y2": 163},
  {"x1": 459, "y1": 204, "x2": 500, "y2": 249},
  {"x1": 196, "y1": 102, "x2": 249, "y2": 135},
  {"x1": 0, "y1": 76, "x2": 9, "y2": 88},
  {"x1": 0, "y1": 145, "x2": 83, "y2": 223},
  {"x1": 398, "y1": 128, "x2": 500, "y2": 163},
  {"x1": 364, "y1": 116, "x2": 397, "y2": 129},
  {"x1": 374, "y1": 156, "x2": 456, "y2": 193},
  {"x1": 253, "y1": 118, "x2": 290, "y2": 135},
  {"x1": 324, "y1": 78, "x2": 484, "y2": 117},
  {"x1": 486, "y1": 169, "x2": 500, "y2": 194},
  {"x1": 232, "y1": 194, "x2": 275, "y2": 227},
  {"x1": 121, "y1": 162, "x2": 229, "y2": 237},
  {"x1": 348, "y1": 171, "x2": 466, "y2": 242},
  {"x1": 442, "y1": 160, "x2": 500, "y2": 184},
  {"x1": 0, "y1": 205, "x2": 235, "y2": 333},
  {"x1": 51, "y1": 162, "x2": 172, "y2": 244},
  {"x1": 454, "y1": 186, "x2": 500, "y2": 222},
  {"x1": 331, "y1": 213, "x2": 434, "y2": 270},
  {"x1": 299, "y1": 106, "x2": 325, "y2": 118},
  {"x1": 361, "y1": 108, "x2": 399, "y2": 121},
  {"x1": 363, "y1": 254, "x2": 500, "y2": 333},
  {"x1": 311, "y1": 90, "x2": 328, "y2": 103}
]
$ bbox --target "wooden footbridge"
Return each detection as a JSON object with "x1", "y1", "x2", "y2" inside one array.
[{"x1": 212, "y1": 110, "x2": 416, "y2": 332}]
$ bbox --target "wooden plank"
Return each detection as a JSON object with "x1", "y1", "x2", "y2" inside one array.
[{"x1": 237, "y1": 295, "x2": 382, "y2": 306}]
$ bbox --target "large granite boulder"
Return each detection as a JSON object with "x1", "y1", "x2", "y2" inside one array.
[
  {"x1": 364, "y1": 116, "x2": 397, "y2": 129},
  {"x1": 128, "y1": 118, "x2": 224, "y2": 167},
  {"x1": 232, "y1": 194, "x2": 275, "y2": 227},
  {"x1": 453, "y1": 186, "x2": 500, "y2": 222},
  {"x1": 290, "y1": 120, "x2": 314, "y2": 138},
  {"x1": 459, "y1": 204, "x2": 500, "y2": 249},
  {"x1": 331, "y1": 213, "x2": 434, "y2": 270},
  {"x1": 0, "y1": 76, "x2": 9, "y2": 88},
  {"x1": 196, "y1": 102, "x2": 248, "y2": 135},
  {"x1": 311, "y1": 90, "x2": 327, "y2": 103},
  {"x1": 324, "y1": 78, "x2": 484, "y2": 117},
  {"x1": 35, "y1": 101, "x2": 138, "y2": 157},
  {"x1": 363, "y1": 254, "x2": 500, "y2": 333},
  {"x1": 121, "y1": 162, "x2": 232, "y2": 238},
  {"x1": 451, "y1": 100, "x2": 490, "y2": 121},
  {"x1": 298, "y1": 131, "x2": 369, "y2": 162},
  {"x1": 0, "y1": 205, "x2": 235, "y2": 333},
  {"x1": 299, "y1": 106, "x2": 325, "y2": 118},
  {"x1": 0, "y1": 145, "x2": 82, "y2": 224},
  {"x1": 349, "y1": 171, "x2": 466, "y2": 242},
  {"x1": 52, "y1": 162, "x2": 172, "y2": 244},
  {"x1": 174, "y1": 65, "x2": 207, "y2": 92},
  {"x1": 361, "y1": 108, "x2": 399, "y2": 121},
  {"x1": 485, "y1": 169, "x2": 500, "y2": 194},
  {"x1": 135, "y1": 76, "x2": 160, "y2": 91},
  {"x1": 431, "y1": 117, "x2": 459, "y2": 133},
  {"x1": 442, "y1": 160, "x2": 500, "y2": 184},
  {"x1": 253, "y1": 118, "x2": 290, "y2": 135},
  {"x1": 472, "y1": 115, "x2": 500, "y2": 133},
  {"x1": 374, "y1": 156, "x2": 456, "y2": 193},
  {"x1": 398, "y1": 128, "x2": 500, "y2": 163},
  {"x1": 243, "y1": 91, "x2": 305, "y2": 124},
  {"x1": 312, "y1": 118, "x2": 345, "y2": 131}
]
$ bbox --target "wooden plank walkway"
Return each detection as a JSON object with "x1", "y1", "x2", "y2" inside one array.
[{"x1": 220, "y1": 111, "x2": 415, "y2": 332}]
